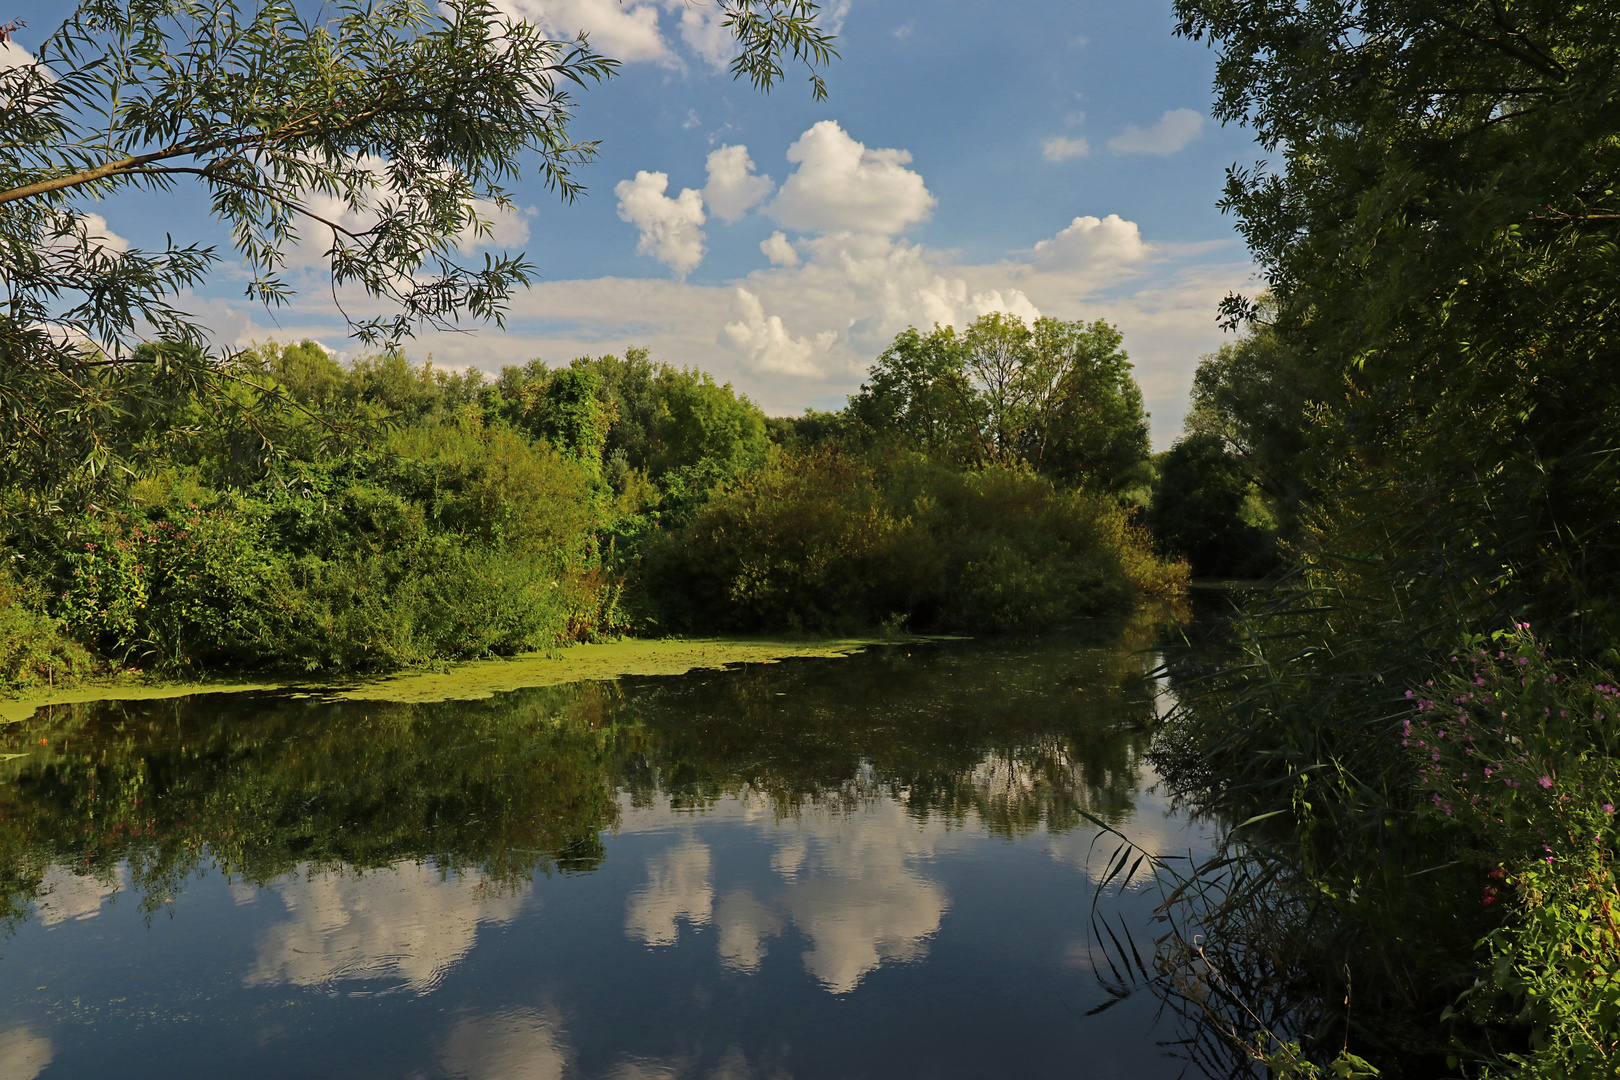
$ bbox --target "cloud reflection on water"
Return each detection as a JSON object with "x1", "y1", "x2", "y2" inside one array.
[
  {"x1": 246, "y1": 864, "x2": 524, "y2": 995},
  {"x1": 434, "y1": 1007, "x2": 571, "y2": 1080},
  {"x1": 30, "y1": 865, "x2": 125, "y2": 926},
  {"x1": 620, "y1": 798, "x2": 951, "y2": 994},
  {"x1": 625, "y1": 839, "x2": 715, "y2": 947},
  {"x1": 0, "y1": 1027, "x2": 52, "y2": 1080}
]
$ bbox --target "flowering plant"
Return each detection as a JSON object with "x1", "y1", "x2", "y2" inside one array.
[{"x1": 1404, "y1": 625, "x2": 1620, "y2": 1076}]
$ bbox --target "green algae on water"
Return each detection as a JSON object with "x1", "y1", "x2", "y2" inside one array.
[{"x1": 0, "y1": 636, "x2": 946, "y2": 723}]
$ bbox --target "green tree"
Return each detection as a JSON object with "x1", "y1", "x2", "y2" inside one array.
[
  {"x1": 1148, "y1": 433, "x2": 1276, "y2": 579},
  {"x1": 650, "y1": 369, "x2": 771, "y2": 496},
  {"x1": 1183, "y1": 312, "x2": 1323, "y2": 536},
  {"x1": 1173, "y1": 0, "x2": 1620, "y2": 624},
  {"x1": 1028, "y1": 318, "x2": 1151, "y2": 495},
  {"x1": 856, "y1": 315, "x2": 1151, "y2": 493},
  {"x1": 0, "y1": 0, "x2": 836, "y2": 496},
  {"x1": 846, "y1": 324, "x2": 983, "y2": 461}
]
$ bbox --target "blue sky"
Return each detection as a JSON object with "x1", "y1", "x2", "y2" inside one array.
[{"x1": 8, "y1": 0, "x2": 1262, "y2": 445}]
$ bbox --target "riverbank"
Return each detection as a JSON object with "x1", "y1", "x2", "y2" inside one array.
[{"x1": 0, "y1": 635, "x2": 952, "y2": 723}]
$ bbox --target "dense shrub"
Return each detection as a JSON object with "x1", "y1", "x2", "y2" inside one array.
[
  {"x1": 642, "y1": 447, "x2": 1185, "y2": 633},
  {"x1": 3, "y1": 341, "x2": 1184, "y2": 679},
  {"x1": 1149, "y1": 433, "x2": 1278, "y2": 579},
  {"x1": 50, "y1": 411, "x2": 616, "y2": 674},
  {"x1": 0, "y1": 569, "x2": 97, "y2": 690},
  {"x1": 59, "y1": 500, "x2": 290, "y2": 669},
  {"x1": 1407, "y1": 627, "x2": 1620, "y2": 1077}
]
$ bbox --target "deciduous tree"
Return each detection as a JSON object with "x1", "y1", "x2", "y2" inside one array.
[{"x1": 0, "y1": 0, "x2": 835, "y2": 495}]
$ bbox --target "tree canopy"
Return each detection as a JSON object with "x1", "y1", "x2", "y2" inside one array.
[
  {"x1": 1174, "y1": 0, "x2": 1620, "y2": 619},
  {"x1": 0, "y1": 0, "x2": 836, "y2": 495},
  {"x1": 848, "y1": 314, "x2": 1151, "y2": 495}
]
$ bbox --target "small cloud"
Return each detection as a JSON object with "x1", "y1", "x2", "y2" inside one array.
[
  {"x1": 768, "y1": 120, "x2": 936, "y2": 236},
  {"x1": 971, "y1": 289, "x2": 1040, "y2": 323},
  {"x1": 891, "y1": 21, "x2": 915, "y2": 39},
  {"x1": 615, "y1": 170, "x2": 706, "y2": 278},
  {"x1": 454, "y1": 200, "x2": 532, "y2": 256},
  {"x1": 1, "y1": 40, "x2": 34, "y2": 69},
  {"x1": 760, "y1": 231, "x2": 799, "y2": 267},
  {"x1": 1031, "y1": 213, "x2": 1151, "y2": 269},
  {"x1": 703, "y1": 144, "x2": 774, "y2": 223},
  {"x1": 824, "y1": 0, "x2": 851, "y2": 35},
  {"x1": 1041, "y1": 135, "x2": 1090, "y2": 163},
  {"x1": 682, "y1": 108, "x2": 700, "y2": 130},
  {"x1": 42, "y1": 211, "x2": 131, "y2": 256},
  {"x1": 1070, "y1": 34, "x2": 1089, "y2": 48},
  {"x1": 1063, "y1": 111, "x2": 1087, "y2": 128},
  {"x1": 1107, "y1": 108, "x2": 1204, "y2": 156},
  {"x1": 499, "y1": 0, "x2": 673, "y2": 65},
  {"x1": 665, "y1": 0, "x2": 730, "y2": 70}
]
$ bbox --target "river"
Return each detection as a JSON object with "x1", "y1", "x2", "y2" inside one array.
[{"x1": 0, "y1": 620, "x2": 1222, "y2": 1079}]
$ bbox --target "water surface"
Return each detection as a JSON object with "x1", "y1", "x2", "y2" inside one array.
[{"x1": 0, "y1": 623, "x2": 1214, "y2": 1079}]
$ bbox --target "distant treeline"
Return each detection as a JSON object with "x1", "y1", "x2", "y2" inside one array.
[{"x1": 0, "y1": 313, "x2": 1193, "y2": 684}]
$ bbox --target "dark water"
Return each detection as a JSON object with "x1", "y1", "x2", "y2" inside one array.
[{"x1": 0, "y1": 622, "x2": 1216, "y2": 1080}]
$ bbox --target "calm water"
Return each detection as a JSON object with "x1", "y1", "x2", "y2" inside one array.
[{"x1": 0, "y1": 624, "x2": 1218, "y2": 1080}]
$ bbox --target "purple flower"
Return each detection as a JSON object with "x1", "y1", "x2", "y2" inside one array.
[
  {"x1": 1604, "y1": 804, "x2": 1615, "y2": 815},
  {"x1": 1539, "y1": 776, "x2": 1554, "y2": 789}
]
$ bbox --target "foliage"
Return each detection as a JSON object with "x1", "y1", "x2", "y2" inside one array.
[
  {"x1": 0, "y1": 567, "x2": 97, "y2": 691},
  {"x1": 0, "y1": 0, "x2": 835, "y2": 498},
  {"x1": 1407, "y1": 627, "x2": 1620, "y2": 1077},
  {"x1": 848, "y1": 325, "x2": 984, "y2": 463},
  {"x1": 643, "y1": 446, "x2": 1185, "y2": 633},
  {"x1": 847, "y1": 314, "x2": 1152, "y2": 495},
  {"x1": 1149, "y1": 433, "x2": 1279, "y2": 579},
  {"x1": 1172, "y1": 0, "x2": 1620, "y2": 634},
  {"x1": 1182, "y1": 311, "x2": 1323, "y2": 539},
  {"x1": 58, "y1": 500, "x2": 289, "y2": 669},
  {"x1": 1148, "y1": 3, "x2": 1620, "y2": 1071}
]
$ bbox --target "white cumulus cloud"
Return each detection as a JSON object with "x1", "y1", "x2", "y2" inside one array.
[
  {"x1": 760, "y1": 231, "x2": 799, "y2": 267},
  {"x1": 494, "y1": 0, "x2": 672, "y2": 63},
  {"x1": 703, "y1": 144, "x2": 775, "y2": 223},
  {"x1": 769, "y1": 120, "x2": 936, "y2": 236},
  {"x1": 1107, "y1": 108, "x2": 1204, "y2": 156},
  {"x1": 1031, "y1": 214, "x2": 1150, "y2": 270},
  {"x1": 454, "y1": 199, "x2": 533, "y2": 256},
  {"x1": 666, "y1": 0, "x2": 731, "y2": 69},
  {"x1": 1041, "y1": 135, "x2": 1089, "y2": 162},
  {"x1": 615, "y1": 170, "x2": 707, "y2": 278},
  {"x1": 722, "y1": 287, "x2": 837, "y2": 377},
  {"x1": 60, "y1": 212, "x2": 131, "y2": 255},
  {"x1": 1, "y1": 40, "x2": 33, "y2": 69},
  {"x1": 971, "y1": 289, "x2": 1041, "y2": 323}
]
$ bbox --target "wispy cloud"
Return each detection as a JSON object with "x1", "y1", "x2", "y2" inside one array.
[{"x1": 1108, "y1": 108, "x2": 1204, "y2": 156}]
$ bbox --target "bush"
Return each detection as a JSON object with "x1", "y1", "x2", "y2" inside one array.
[
  {"x1": 0, "y1": 568, "x2": 97, "y2": 691},
  {"x1": 1406, "y1": 626, "x2": 1620, "y2": 1076},
  {"x1": 1149, "y1": 432, "x2": 1279, "y2": 579},
  {"x1": 642, "y1": 447, "x2": 1186, "y2": 633},
  {"x1": 50, "y1": 411, "x2": 617, "y2": 674},
  {"x1": 639, "y1": 447, "x2": 912, "y2": 632},
  {"x1": 58, "y1": 500, "x2": 290, "y2": 670}
]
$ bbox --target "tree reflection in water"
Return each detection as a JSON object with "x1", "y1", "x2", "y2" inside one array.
[
  {"x1": 0, "y1": 612, "x2": 1232, "y2": 1080},
  {"x1": 0, "y1": 614, "x2": 1171, "y2": 928}
]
